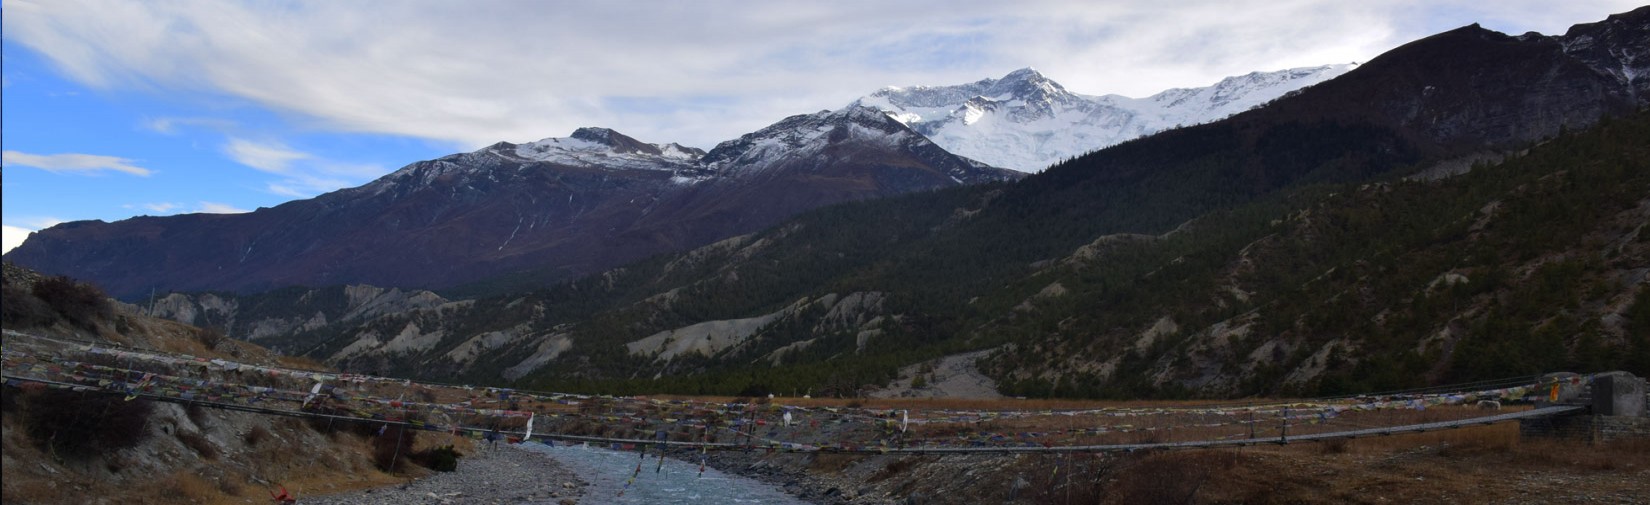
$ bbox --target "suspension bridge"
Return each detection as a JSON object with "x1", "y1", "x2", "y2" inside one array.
[{"x1": 2, "y1": 330, "x2": 1638, "y2": 456}]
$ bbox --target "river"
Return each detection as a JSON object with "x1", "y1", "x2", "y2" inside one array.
[{"x1": 519, "y1": 442, "x2": 808, "y2": 504}]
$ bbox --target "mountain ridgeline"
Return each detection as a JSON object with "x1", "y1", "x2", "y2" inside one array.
[
  {"x1": 23, "y1": 8, "x2": 1650, "y2": 398},
  {"x1": 6, "y1": 56, "x2": 1375, "y2": 300},
  {"x1": 4, "y1": 109, "x2": 1019, "y2": 299},
  {"x1": 855, "y1": 64, "x2": 1354, "y2": 172}
]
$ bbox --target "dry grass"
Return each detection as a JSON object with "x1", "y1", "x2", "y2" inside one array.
[
  {"x1": 1102, "y1": 450, "x2": 1242, "y2": 505},
  {"x1": 157, "y1": 471, "x2": 217, "y2": 503},
  {"x1": 275, "y1": 354, "x2": 328, "y2": 371},
  {"x1": 1150, "y1": 423, "x2": 1650, "y2": 504}
]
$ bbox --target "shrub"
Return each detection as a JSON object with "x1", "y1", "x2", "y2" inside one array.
[
  {"x1": 21, "y1": 388, "x2": 154, "y2": 459},
  {"x1": 196, "y1": 327, "x2": 228, "y2": 350},
  {"x1": 31, "y1": 275, "x2": 113, "y2": 330},
  {"x1": 412, "y1": 445, "x2": 463, "y2": 472},
  {"x1": 371, "y1": 425, "x2": 418, "y2": 473},
  {"x1": 1, "y1": 283, "x2": 56, "y2": 328},
  {"x1": 244, "y1": 425, "x2": 271, "y2": 446}
]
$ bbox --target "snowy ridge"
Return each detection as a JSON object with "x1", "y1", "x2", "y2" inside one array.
[
  {"x1": 855, "y1": 65, "x2": 1356, "y2": 172},
  {"x1": 702, "y1": 106, "x2": 917, "y2": 173},
  {"x1": 367, "y1": 105, "x2": 1014, "y2": 200},
  {"x1": 498, "y1": 127, "x2": 705, "y2": 171}
]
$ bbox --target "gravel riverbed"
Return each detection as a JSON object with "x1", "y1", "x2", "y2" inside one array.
[{"x1": 302, "y1": 444, "x2": 586, "y2": 505}]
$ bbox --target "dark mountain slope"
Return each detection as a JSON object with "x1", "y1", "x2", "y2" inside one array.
[
  {"x1": 985, "y1": 110, "x2": 1650, "y2": 397},
  {"x1": 6, "y1": 110, "x2": 1017, "y2": 299}
]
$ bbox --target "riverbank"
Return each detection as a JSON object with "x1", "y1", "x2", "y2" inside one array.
[
  {"x1": 302, "y1": 443, "x2": 586, "y2": 505},
  {"x1": 694, "y1": 422, "x2": 1650, "y2": 504}
]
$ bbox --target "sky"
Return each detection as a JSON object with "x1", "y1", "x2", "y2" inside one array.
[{"x1": 2, "y1": 0, "x2": 1642, "y2": 254}]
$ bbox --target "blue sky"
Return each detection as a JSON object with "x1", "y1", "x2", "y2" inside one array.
[{"x1": 3, "y1": 0, "x2": 1641, "y2": 253}]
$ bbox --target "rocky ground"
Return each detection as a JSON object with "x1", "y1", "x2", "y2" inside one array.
[{"x1": 303, "y1": 444, "x2": 586, "y2": 505}]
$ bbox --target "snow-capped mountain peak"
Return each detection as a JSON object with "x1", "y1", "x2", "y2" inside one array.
[
  {"x1": 701, "y1": 105, "x2": 915, "y2": 169},
  {"x1": 486, "y1": 127, "x2": 706, "y2": 170},
  {"x1": 856, "y1": 64, "x2": 1357, "y2": 172},
  {"x1": 984, "y1": 67, "x2": 1068, "y2": 100}
]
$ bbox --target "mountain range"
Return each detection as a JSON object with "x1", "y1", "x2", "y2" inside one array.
[
  {"x1": 4, "y1": 107, "x2": 1018, "y2": 298},
  {"x1": 854, "y1": 64, "x2": 1354, "y2": 172},
  {"x1": 8, "y1": 7, "x2": 1650, "y2": 398},
  {"x1": 4, "y1": 56, "x2": 1366, "y2": 300}
]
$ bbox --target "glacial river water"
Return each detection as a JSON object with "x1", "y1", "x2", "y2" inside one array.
[{"x1": 520, "y1": 442, "x2": 808, "y2": 504}]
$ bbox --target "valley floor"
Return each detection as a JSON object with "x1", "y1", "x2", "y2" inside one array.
[{"x1": 303, "y1": 443, "x2": 585, "y2": 505}]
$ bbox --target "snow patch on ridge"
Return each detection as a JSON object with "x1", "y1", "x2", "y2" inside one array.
[
  {"x1": 508, "y1": 135, "x2": 701, "y2": 171},
  {"x1": 856, "y1": 64, "x2": 1357, "y2": 172}
]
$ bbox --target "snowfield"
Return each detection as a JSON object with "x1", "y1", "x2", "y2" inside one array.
[{"x1": 855, "y1": 65, "x2": 1356, "y2": 172}]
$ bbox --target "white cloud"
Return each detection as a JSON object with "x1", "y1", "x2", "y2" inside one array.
[
  {"x1": 224, "y1": 138, "x2": 310, "y2": 174},
  {"x1": 138, "y1": 202, "x2": 180, "y2": 213},
  {"x1": 120, "y1": 202, "x2": 249, "y2": 216},
  {"x1": 195, "y1": 202, "x2": 249, "y2": 214},
  {"x1": 2, "y1": 225, "x2": 33, "y2": 254},
  {"x1": 2, "y1": 0, "x2": 1641, "y2": 149},
  {"x1": 2, "y1": 150, "x2": 153, "y2": 176},
  {"x1": 144, "y1": 116, "x2": 237, "y2": 135},
  {"x1": 222, "y1": 138, "x2": 385, "y2": 198},
  {"x1": 266, "y1": 175, "x2": 352, "y2": 198}
]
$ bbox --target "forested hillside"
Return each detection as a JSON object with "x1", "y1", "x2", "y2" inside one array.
[{"x1": 984, "y1": 110, "x2": 1650, "y2": 397}]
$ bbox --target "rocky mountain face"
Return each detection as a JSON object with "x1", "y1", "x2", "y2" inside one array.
[
  {"x1": 1559, "y1": 7, "x2": 1650, "y2": 100},
  {"x1": 3, "y1": 108, "x2": 1018, "y2": 299},
  {"x1": 1254, "y1": 17, "x2": 1647, "y2": 154},
  {"x1": 853, "y1": 64, "x2": 1355, "y2": 172}
]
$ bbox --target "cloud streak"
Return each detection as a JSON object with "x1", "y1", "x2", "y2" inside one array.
[
  {"x1": 224, "y1": 138, "x2": 310, "y2": 174},
  {"x1": 2, "y1": 150, "x2": 153, "y2": 176},
  {"x1": 195, "y1": 202, "x2": 249, "y2": 214},
  {"x1": 221, "y1": 137, "x2": 383, "y2": 198},
  {"x1": 124, "y1": 202, "x2": 249, "y2": 216},
  {"x1": 3, "y1": 0, "x2": 1641, "y2": 151}
]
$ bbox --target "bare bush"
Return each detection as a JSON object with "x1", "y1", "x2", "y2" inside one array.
[
  {"x1": 20, "y1": 388, "x2": 154, "y2": 459},
  {"x1": 244, "y1": 425, "x2": 271, "y2": 446},
  {"x1": 372, "y1": 425, "x2": 418, "y2": 473},
  {"x1": 31, "y1": 275, "x2": 113, "y2": 330},
  {"x1": 196, "y1": 327, "x2": 228, "y2": 350},
  {"x1": 1, "y1": 283, "x2": 56, "y2": 328}
]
